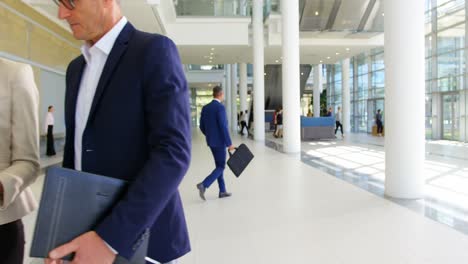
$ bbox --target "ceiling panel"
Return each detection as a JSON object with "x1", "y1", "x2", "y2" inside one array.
[
  {"x1": 366, "y1": 0, "x2": 384, "y2": 32},
  {"x1": 333, "y1": 0, "x2": 368, "y2": 31},
  {"x1": 300, "y1": 0, "x2": 384, "y2": 33},
  {"x1": 300, "y1": 0, "x2": 335, "y2": 31}
]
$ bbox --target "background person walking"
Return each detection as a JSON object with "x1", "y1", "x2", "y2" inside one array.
[{"x1": 44, "y1": 106, "x2": 56, "y2": 156}]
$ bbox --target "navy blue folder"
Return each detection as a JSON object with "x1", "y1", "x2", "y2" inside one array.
[{"x1": 30, "y1": 166, "x2": 148, "y2": 263}]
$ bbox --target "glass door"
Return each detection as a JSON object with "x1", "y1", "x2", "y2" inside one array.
[{"x1": 442, "y1": 93, "x2": 460, "y2": 141}]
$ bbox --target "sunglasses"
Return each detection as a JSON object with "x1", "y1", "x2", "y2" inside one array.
[{"x1": 52, "y1": 0, "x2": 75, "y2": 10}]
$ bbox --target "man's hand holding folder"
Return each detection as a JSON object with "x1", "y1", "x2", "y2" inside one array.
[{"x1": 45, "y1": 231, "x2": 116, "y2": 264}]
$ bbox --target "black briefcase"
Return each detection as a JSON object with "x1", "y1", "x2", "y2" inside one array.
[{"x1": 227, "y1": 143, "x2": 254, "y2": 177}]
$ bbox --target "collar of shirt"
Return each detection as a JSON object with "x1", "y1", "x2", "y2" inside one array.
[
  {"x1": 80, "y1": 16, "x2": 128, "y2": 64},
  {"x1": 213, "y1": 98, "x2": 221, "y2": 103}
]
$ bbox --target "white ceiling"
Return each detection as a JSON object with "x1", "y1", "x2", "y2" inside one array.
[
  {"x1": 178, "y1": 43, "x2": 380, "y2": 65},
  {"x1": 21, "y1": 0, "x2": 383, "y2": 65}
]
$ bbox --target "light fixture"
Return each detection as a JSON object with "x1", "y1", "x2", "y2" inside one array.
[
  {"x1": 301, "y1": 72, "x2": 304, "y2": 75},
  {"x1": 336, "y1": 52, "x2": 340, "y2": 55},
  {"x1": 211, "y1": 48, "x2": 215, "y2": 51},
  {"x1": 346, "y1": 48, "x2": 350, "y2": 51},
  {"x1": 327, "y1": 56, "x2": 331, "y2": 59},
  {"x1": 210, "y1": 52, "x2": 214, "y2": 55},
  {"x1": 382, "y1": 13, "x2": 385, "y2": 16},
  {"x1": 320, "y1": 60, "x2": 323, "y2": 63},
  {"x1": 275, "y1": 60, "x2": 279, "y2": 63},
  {"x1": 315, "y1": 11, "x2": 319, "y2": 16},
  {"x1": 264, "y1": 73, "x2": 267, "y2": 76},
  {"x1": 209, "y1": 60, "x2": 212, "y2": 63},
  {"x1": 200, "y1": 65, "x2": 214, "y2": 70},
  {"x1": 210, "y1": 57, "x2": 213, "y2": 60},
  {"x1": 208, "y1": 83, "x2": 212, "y2": 87}
]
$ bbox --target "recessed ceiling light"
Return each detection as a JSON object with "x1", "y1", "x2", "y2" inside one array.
[
  {"x1": 315, "y1": 11, "x2": 319, "y2": 16},
  {"x1": 382, "y1": 13, "x2": 385, "y2": 16},
  {"x1": 336, "y1": 52, "x2": 340, "y2": 55},
  {"x1": 327, "y1": 56, "x2": 331, "y2": 59},
  {"x1": 211, "y1": 48, "x2": 215, "y2": 51},
  {"x1": 210, "y1": 53, "x2": 214, "y2": 55},
  {"x1": 210, "y1": 57, "x2": 213, "y2": 60},
  {"x1": 346, "y1": 48, "x2": 350, "y2": 51},
  {"x1": 275, "y1": 60, "x2": 279, "y2": 63},
  {"x1": 320, "y1": 60, "x2": 323, "y2": 63},
  {"x1": 209, "y1": 61, "x2": 212, "y2": 63},
  {"x1": 301, "y1": 72, "x2": 304, "y2": 75},
  {"x1": 264, "y1": 73, "x2": 267, "y2": 76}
]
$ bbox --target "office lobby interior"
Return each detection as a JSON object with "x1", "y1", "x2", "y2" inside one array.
[{"x1": 2, "y1": 0, "x2": 468, "y2": 263}]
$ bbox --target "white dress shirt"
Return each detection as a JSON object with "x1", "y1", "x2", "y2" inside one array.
[
  {"x1": 74, "y1": 16, "x2": 128, "y2": 254},
  {"x1": 74, "y1": 16, "x2": 128, "y2": 171},
  {"x1": 44, "y1": 112, "x2": 54, "y2": 133}
]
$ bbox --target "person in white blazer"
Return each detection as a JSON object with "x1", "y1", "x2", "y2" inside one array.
[{"x1": 0, "y1": 58, "x2": 40, "y2": 264}]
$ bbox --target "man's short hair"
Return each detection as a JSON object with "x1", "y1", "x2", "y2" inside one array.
[{"x1": 213, "y1": 86, "x2": 223, "y2": 97}]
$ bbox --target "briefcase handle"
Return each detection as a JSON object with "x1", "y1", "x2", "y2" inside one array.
[{"x1": 228, "y1": 147, "x2": 238, "y2": 157}]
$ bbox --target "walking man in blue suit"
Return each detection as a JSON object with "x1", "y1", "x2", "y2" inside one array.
[
  {"x1": 46, "y1": 0, "x2": 191, "y2": 263},
  {"x1": 197, "y1": 86, "x2": 235, "y2": 201}
]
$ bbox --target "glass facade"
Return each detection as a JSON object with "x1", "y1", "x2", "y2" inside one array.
[{"x1": 325, "y1": 0, "x2": 468, "y2": 142}]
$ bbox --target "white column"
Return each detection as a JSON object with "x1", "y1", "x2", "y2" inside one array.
[
  {"x1": 313, "y1": 64, "x2": 323, "y2": 117},
  {"x1": 225, "y1": 64, "x2": 232, "y2": 128},
  {"x1": 253, "y1": 0, "x2": 265, "y2": 141},
  {"x1": 231, "y1": 64, "x2": 238, "y2": 132},
  {"x1": 281, "y1": 0, "x2": 301, "y2": 153},
  {"x1": 342, "y1": 59, "x2": 351, "y2": 133},
  {"x1": 384, "y1": 0, "x2": 425, "y2": 199},
  {"x1": 239, "y1": 63, "x2": 248, "y2": 114}
]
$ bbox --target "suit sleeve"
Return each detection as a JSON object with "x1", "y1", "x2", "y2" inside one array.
[
  {"x1": 94, "y1": 36, "x2": 192, "y2": 258},
  {"x1": 217, "y1": 106, "x2": 232, "y2": 147},
  {"x1": 0, "y1": 64, "x2": 40, "y2": 210}
]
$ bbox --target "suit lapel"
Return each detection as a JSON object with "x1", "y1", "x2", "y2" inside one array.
[
  {"x1": 86, "y1": 23, "x2": 135, "y2": 125},
  {"x1": 68, "y1": 57, "x2": 86, "y2": 128}
]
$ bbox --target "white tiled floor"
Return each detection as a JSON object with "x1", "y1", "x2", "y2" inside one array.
[{"x1": 23, "y1": 133, "x2": 468, "y2": 263}]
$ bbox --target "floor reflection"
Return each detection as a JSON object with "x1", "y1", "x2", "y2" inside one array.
[{"x1": 266, "y1": 134, "x2": 468, "y2": 236}]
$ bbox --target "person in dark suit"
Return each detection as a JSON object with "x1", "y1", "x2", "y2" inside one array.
[
  {"x1": 376, "y1": 109, "x2": 384, "y2": 136},
  {"x1": 197, "y1": 86, "x2": 235, "y2": 201},
  {"x1": 46, "y1": 1, "x2": 191, "y2": 264},
  {"x1": 44, "y1": 105, "x2": 56, "y2": 156}
]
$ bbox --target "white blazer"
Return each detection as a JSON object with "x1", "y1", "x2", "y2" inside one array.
[{"x1": 0, "y1": 58, "x2": 40, "y2": 225}]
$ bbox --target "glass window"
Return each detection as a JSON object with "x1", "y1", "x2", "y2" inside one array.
[
  {"x1": 437, "y1": 27, "x2": 465, "y2": 54},
  {"x1": 371, "y1": 52, "x2": 384, "y2": 71},
  {"x1": 438, "y1": 74, "x2": 464, "y2": 92},
  {"x1": 357, "y1": 74, "x2": 369, "y2": 99},
  {"x1": 437, "y1": 49, "x2": 465, "y2": 79},
  {"x1": 437, "y1": 5, "x2": 465, "y2": 30},
  {"x1": 357, "y1": 54, "x2": 368, "y2": 75}
]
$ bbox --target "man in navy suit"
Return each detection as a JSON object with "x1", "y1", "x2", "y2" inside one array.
[
  {"x1": 46, "y1": 1, "x2": 191, "y2": 263},
  {"x1": 197, "y1": 86, "x2": 235, "y2": 201}
]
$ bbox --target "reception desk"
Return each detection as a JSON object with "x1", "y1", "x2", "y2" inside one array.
[{"x1": 301, "y1": 116, "x2": 336, "y2": 140}]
